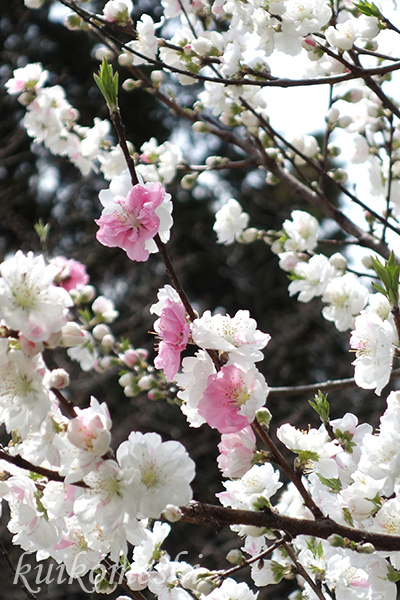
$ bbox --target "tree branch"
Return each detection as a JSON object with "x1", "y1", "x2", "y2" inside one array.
[{"x1": 179, "y1": 502, "x2": 400, "y2": 552}]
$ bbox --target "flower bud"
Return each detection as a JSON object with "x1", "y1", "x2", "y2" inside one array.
[
  {"x1": 181, "y1": 568, "x2": 213, "y2": 593},
  {"x1": 181, "y1": 173, "x2": 199, "y2": 189},
  {"x1": 76, "y1": 285, "x2": 96, "y2": 304},
  {"x1": 237, "y1": 228, "x2": 259, "y2": 244},
  {"x1": 327, "y1": 144, "x2": 341, "y2": 157},
  {"x1": 326, "y1": 107, "x2": 339, "y2": 125},
  {"x1": 162, "y1": 504, "x2": 182, "y2": 522},
  {"x1": 338, "y1": 115, "x2": 352, "y2": 128},
  {"x1": 147, "y1": 389, "x2": 165, "y2": 401},
  {"x1": 119, "y1": 373, "x2": 132, "y2": 387},
  {"x1": 64, "y1": 13, "x2": 85, "y2": 30},
  {"x1": 357, "y1": 543, "x2": 375, "y2": 554},
  {"x1": 61, "y1": 322, "x2": 86, "y2": 347},
  {"x1": 192, "y1": 121, "x2": 210, "y2": 133},
  {"x1": 101, "y1": 334, "x2": 115, "y2": 349},
  {"x1": 136, "y1": 348, "x2": 149, "y2": 361},
  {"x1": 138, "y1": 375, "x2": 156, "y2": 390},
  {"x1": 329, "y1": 252, "x2": 347, "y2": 270},
  {"x1": 226, "y1": 549, "x2": 243, "y2": 565},
  {"x1": 47, "y1": 368, "x2": 70, "y2": 389},
  {"x1": 328, "y1": 534, "x2": 346, "y2": 547},
  {"x1": 328, "y1": 168, "x2": 348, "y2": 183},
  {"x1": 92, "y1": 324, "x2": 111, "y2": 341},
  {"x1": 121, "y1": 349, "x2": 140, "y2": 367},
  {"x1": 256, "y1": 407, "x2": 272, "y2": 427},
  {"x1": 361, "y1": 255, "x2": 374, "y2": 269},
  {"x1": 150, "y1": 70, "x2": 163, "y2": 85}
]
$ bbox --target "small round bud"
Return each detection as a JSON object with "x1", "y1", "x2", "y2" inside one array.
[
  {"x1": 226, "y1": 549, "x2": 243, "y2": 565},
  {"x1": 147, "y1": 389, "x2": 165, "y2": 401},
  {"x1": 192, "y1": 121, "x2": 210, "y2": 133},
  {"x1": 101, "y1": 333, "x2": 115, "y2": 349},
  {"x1": 256, "y1": 407, "x2": 272, "y2": 427},
  {"x1": 93, "y1": 45, "x2": 114, "y2": 61},
  {"x1": 162, "y1": 504, "x2": 182, "y2": 522},
  {"x1": 327, "y1": 144, "x2": 341, "y2": 158},
  {"x1": 361, "y1": 255, "x2": 374, "y2": 269},
  {"x1": 237, "y1": 228, "x2": 259, "y2": 244},
  {"x1": 48, "y1": 368, "x2": 70, "y2": 389},
  {"x1": 136, "y1": 348, "x2": 149, "y2": 361},
  {"x1": 197, "y1": 579, "x2": 216, "y2": 595},
  {"x1": 122, "y1": 78, "x2": 138, "y2": 91},
  {"x1": 138, "y1": 375, "x2": 156, "y2": 390},
  {"x1": 98, "y1": 356, "x2": 114, "y2": 370},
  {"x1": 326, "y1": 107, "x2": 339, "y2": 125},
  {"x1": 92, "y1": 324, "x2": 111, "y2": 341},
  {"x1": 338, "y1": 115, "x2": 352, "y2": 128},
  {"x1": 329, "y1": 252, "x2": 347, "y2": 270},
  {"x1": 64, "y1": 13, "x2": 85, "y2": 30},
  {"x1": 150, "y1": 70, "x2": 163, "y2": 85},
  {"x1": 357, "y1": 543, "x2": 375, "y2": 554},
  {"x1": 266, "y1": 173, "x2": 280, "y2": 185},
  {"x1": 328, "y1": 168, "x2": 348, "y2": 183},
  {"x1": 121, "y1": 349, "x2": 140, "y2": 367},
  {"x1": 77, "y1": 285, "x2": 96, "y2": 304},
  {"x1": 119, "y1": 373, "x2": 132, "y2": 387},
  {"x1": 61, "y1": 322, "x2": 86, "y2": 347},
  {"x1": 181, "y1": 173, "x2": 199, "y2": 189}
]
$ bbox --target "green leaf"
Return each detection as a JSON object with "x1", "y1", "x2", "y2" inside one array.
[
  {"x1": 371, "y1": 252, "x2": 400, "y2": 307},
  {"x1": 306, "y1": 538, "x2": 324, "y2": 559},
  {"x1": 317, "y1": 474, "x2": 342, "y2": 493},
  {"x1": 334, "y1": 428, "x2": 356, "y2": 453},
  {"x1": 342, "y1": 507, "x2": 354, "y2": 527},
  {"x1": 372, "y1": 283, "x2": 388, "y2": 296},
  {"x1": 271, "y1": 561, "x2": 291, "y2": 583},
  {"x1": 387, "y1": 564, "x2": 400, "y2": 583},
  {"x1": 298, "y1": 450, "x2": 320, "y2": 462},
  {"x1": 353, "y1": 0, "x2": 383, "y2": 19},
  {"x1": 309, "y1": 390, "x2": 330, "y2": 422},
  {"x1": 94, "y1": 58, "x2": 119, "y2": 112}
]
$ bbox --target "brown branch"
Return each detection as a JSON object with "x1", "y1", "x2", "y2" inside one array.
[
  {"x1": 179, "y1": 501, "x2": 400, "y2": 552},
  {"x1": 0, "y1": 449, "x2": 88, "y2": 488},
  {"x1": 51, "y1": 387, "x2": 77, "y2": 419},
  {"x1": 282, "y1": 541, "x2": 327, "y2": 600},
  {"x1": 258, "y1": 146, "x2": 391, "y2": 260},
  {"x1": 154, "y1": 235, "x2": 221, "y2": 371},
  {"x1": 109, "y1": 108, "x2": 139, "y2": 186},
  {"x1": 57, "y1": 0, "x2": 400, "y2": 89},
  {"x1": 252, "y1": 419, "x2": 325, "y2": 520}
]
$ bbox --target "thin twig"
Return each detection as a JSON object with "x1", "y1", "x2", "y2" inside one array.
[
  {"x1": 0, "y1": 542, "x2": 37, "y2": 600},
  {"x1": 283, "y1": 541, "x2": 327, "y2": 600},
  {"x1": 0, "y1": 449, "x2": 88, "y2": 488},
  {"x1": 268, "y1": 367, "x2": 400, "y2": 397}
]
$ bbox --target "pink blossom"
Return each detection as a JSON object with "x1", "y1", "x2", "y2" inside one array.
[
  {"x1": 51, "y1": 256, "x2": 89, "y2": 291},
  {"x1": 67, "y1": 397, "x2": 112, "y2": 456},
  {"x1": 96, "y1": 182, "x2": 167, "y2": 262},
  {"x1": 217, "y1": 426, "x2": 256, "y2": 478},
  {"x1": 198, "y1": 364, "x2": 268, "y2": 434},
  {"x1": 154, "y1": 299, "x2": 190, "y2": 381}
]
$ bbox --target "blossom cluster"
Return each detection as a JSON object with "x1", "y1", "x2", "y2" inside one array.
[{"x1": 0, "y1": 250, "x2": 195, "y2": 587}]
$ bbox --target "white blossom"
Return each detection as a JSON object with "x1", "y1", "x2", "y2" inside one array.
[
  {"x1": 0, "y1": 251, "x2": 72, "y2": 343},
  {"x1": 213, "y1": 199, "x2": 250, "y2": 245},
  {"x1": 350, "y1": 311, "x2": 395, "y2": 396}
]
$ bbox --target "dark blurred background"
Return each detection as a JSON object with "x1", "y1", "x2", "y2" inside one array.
[{"x1": 0, "y1": 1, "x2": 395, "y2": 598}]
